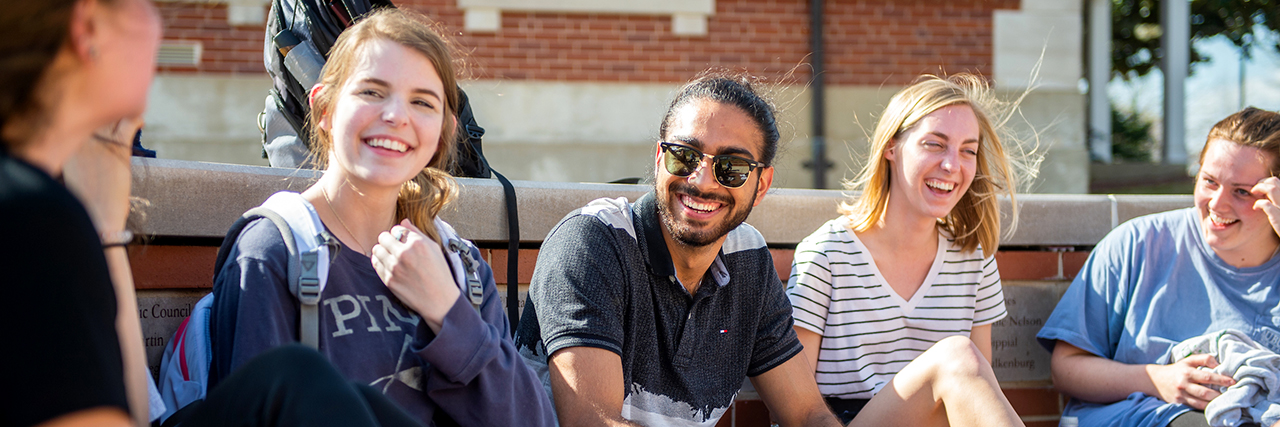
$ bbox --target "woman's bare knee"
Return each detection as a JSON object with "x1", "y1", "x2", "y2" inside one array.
[{"x1": 917, "y1": 336, "x2": 993, "y2": 390}]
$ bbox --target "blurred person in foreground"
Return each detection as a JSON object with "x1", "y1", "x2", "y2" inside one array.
[
  {"x1": 0, "y1": 3, "x2": 457, "y2": 427},
  {"x1": 0, "y1": 0, "x2": 160, "y2": 425}
]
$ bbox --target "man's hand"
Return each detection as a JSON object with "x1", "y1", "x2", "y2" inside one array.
[{"x1": 1145, "y1": 354, "x2": 1235, "y2": 409}]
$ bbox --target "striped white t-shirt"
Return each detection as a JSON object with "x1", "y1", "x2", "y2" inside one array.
[{"x1": 786, "y1": 217, "x2": 1006, "y2": 399}]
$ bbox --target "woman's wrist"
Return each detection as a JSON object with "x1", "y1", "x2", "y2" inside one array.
[
  {"x1": 420, "y1": 285, "x2": 463, "y2": 334},
  {"x1": 100, "y1": 229, "x2": 134, "y2": 248}
]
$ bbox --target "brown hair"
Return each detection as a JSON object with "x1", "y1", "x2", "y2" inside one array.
[
  {"x1": 0, "y1": 0, "x2": 103, "y2": 148},
  {"x1": 307, "y1": 8, "x2": 461, "y2": 243},
  {"x1": 840, "y1": 74, "x2": 1035, "y2": 255},
  {"x1": 1201, "y1": 107, "x2": 1280, "y2": 175}
]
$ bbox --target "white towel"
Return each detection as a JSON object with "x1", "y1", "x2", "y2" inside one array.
[{"x1": 1168, "y1": 330, "x2": 1280, "y2": 427}]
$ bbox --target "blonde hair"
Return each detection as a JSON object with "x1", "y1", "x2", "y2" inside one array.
[
  {"x1": 840, "y1": 74, "x2": 1035, "y2": 255},
  {"x1": 307, "y1": 8, "x2": 460, "y2": 243}
]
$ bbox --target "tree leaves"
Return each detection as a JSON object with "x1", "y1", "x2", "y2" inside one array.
[{"x1": 1111, "y1": 0, "x2": 1280, "y2": 79}]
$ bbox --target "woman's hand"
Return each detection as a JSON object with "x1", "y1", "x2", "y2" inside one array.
[
  {"x1": 64, "y1": 117, "x2": 141, "y2": 234},
  {"x1": 1252, "y1": 176, "x2": 1280, "y2": 240},
  {"x1": 371, "y1": 219, "x2": 461, "y2": 333},
  {"x1": 1145, "y1": 354, "x2": 1235, "y2": 409}
]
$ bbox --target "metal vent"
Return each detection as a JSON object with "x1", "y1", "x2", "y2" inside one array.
[{"x1": 157, "y1": 42, "x2": 202, "y2": 66}]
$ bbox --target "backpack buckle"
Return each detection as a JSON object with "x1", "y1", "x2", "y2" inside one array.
[
  {"x1": 298, "y1": 277, "x2": 321, "y2": 305},
  {"x1": 298, "y1": 251, "x2": 323, "y2": 305},
  {"x1": 467, "y1": 274, "x2": 484, "y2": 308},
  {"x1": 448, "y1": 238, "x2": 485, "y2": 310}
]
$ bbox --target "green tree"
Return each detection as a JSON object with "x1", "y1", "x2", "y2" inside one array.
[
  {"x1": 1111, "y1": 107, "x2": 1156, "y2": 162},
  {"x1": 1112, "y1": 0, "x2": 1280, "y2": 79}
]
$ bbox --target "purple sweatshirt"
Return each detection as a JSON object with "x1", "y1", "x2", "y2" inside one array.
[{"x1": 209, "y1": 216, "x2": 555, "y2": 426}]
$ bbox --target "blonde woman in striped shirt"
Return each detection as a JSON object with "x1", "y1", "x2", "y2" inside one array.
[{"x1": 787, "y1": 74, "x2": 1035, "y2": 425}]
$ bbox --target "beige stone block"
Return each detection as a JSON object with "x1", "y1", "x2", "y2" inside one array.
[
  {"x1": 481, "y1": 140, "x2": 656, "y2": 184},
  {"x1": 143, "y1": 74, "x2": 272, "y2": 165},
  {"x1": 1020, "y1": 0, "x2": 1082, "y2": 14},
  {"x1": 464, "y1": 7, "x2": 500, "y2": 33},
  {"x1": 672, "y1": 13, "x2": 708, "y2": 36},
  {"x1": 460, "y1": 80, "x2": 676, "y2": 146},
  {"x1": 129, "y1": 158, "x2": 1138, "y2": 247},
  {"x1": 994, "y1": 9, "x2": 1082, "y2": 91}
]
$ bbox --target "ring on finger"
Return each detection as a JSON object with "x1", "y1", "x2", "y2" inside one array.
[{"x1": 393, "y1": 227, "x2": 407, "y2": 243}]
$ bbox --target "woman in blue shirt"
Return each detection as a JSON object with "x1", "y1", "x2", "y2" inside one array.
[{"x1": 1039, "y1": 107, "x2": 1280, "y2": 427}]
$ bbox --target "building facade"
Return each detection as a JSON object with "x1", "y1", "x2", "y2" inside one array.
[{"x1": 147, "y1": 0, "x2": 1087, "y2": 192}]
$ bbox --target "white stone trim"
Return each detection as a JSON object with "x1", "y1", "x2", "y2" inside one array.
[
  {"x1": 671, "y1": 13, "x2": 707, "y2": 36},
  {"x1": 456, "y1": 0, "x2": 713, "y2": 36},
  {"x1": 464, "y1": 7, "x2": 501, "y2": 33},
  {"x1": 157, "y1": 0, "x2": 268, "y2": 26}
]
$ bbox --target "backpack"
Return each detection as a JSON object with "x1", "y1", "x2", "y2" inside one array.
[
  {"x1": 156, "y1": 192, "x2": 334, "y2": 423},
  {"x1": 156, "y1": 192, "x2": 487, "y2": 423},
  {"x1": 257, "y1": 0, "x2": 522, "y2": 330},
  {"x1": 262, "y1": 0, "x2": 391, "y2": 153},
  {"x1": 260, "y1": 0, "x2": 487, "y2": 179}
]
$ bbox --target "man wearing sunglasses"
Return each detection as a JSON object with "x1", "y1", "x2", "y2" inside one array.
[{"x1": 515, "y1": 74, "x2": 843, "y2": 427}]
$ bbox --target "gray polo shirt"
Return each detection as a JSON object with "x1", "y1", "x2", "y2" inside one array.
[{"x1": 515, "y1": 192, "x2": 802, "y2": 427}]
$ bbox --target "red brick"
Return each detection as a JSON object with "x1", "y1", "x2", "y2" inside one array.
[
  {"x1": 487, "y1": 248, "x2": 539, "y2": 285},
  {"x1": 770, "y1": 249, "x2": 795, "y2": 282},
  {"x1": 129, "y1": 245, "x2": 219, "y2": 289},
  {"x1": 1003, "y1": 387, "x2": 1063, "y2": 417},
  {"x1": 732, "y1": 399, "x2": 771, "y2": 427},
  {"x1": 994, "y1": 251, "x2": 1059, "y2": 280},
  {"x1": 715, "y1": 409, "x2": 734, "y2": 427},
  {"x1": 156, "y1": 0, "x2": 1016, "y2": 85},
  {"x1": 1063, "y1": 251, "x2": 1090, "y2": 278}
]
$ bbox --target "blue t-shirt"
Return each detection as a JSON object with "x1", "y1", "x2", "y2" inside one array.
[{"x1": 1037, "y1": 208, "x2": 1280, "y2": 427}]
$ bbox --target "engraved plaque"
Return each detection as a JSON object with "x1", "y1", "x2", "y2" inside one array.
[
  {"x1": 991, "y1": 281, "x2": 1069, "y2": 382},
  {"x1": 137, "y1": 290, "x2": 209, "y2": 379},
  {"x1": 495, "y1": 284, "x2": 530, "y2": 319}
]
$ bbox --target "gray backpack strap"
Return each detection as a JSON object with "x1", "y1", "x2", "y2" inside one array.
[
  {"x1": 296, "y1": 248, "x2": 322, "y2": 348},
  {"x1": 300, "y1": 230, "x2": 339, "y2": 348},
  {"x1": 238, "y1": 207, "x2": 315, "y2": 348},
  {"x1": 446, "y1": 238, "x2": 484, "y2": 312},
  {"x1": 239, "y1": 205, "x2": 338, "y2": 349}
]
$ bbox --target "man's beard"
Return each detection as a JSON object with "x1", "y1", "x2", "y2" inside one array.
[{"x1": 656, "y1": 180, "x2": 756, "y2": 247}]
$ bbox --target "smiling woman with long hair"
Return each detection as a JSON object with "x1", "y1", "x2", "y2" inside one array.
[
  {"x1": 787, "y1": 74, "x2": 1035, "y2": 426},
  {"x1": 208, "y1": 9, "x2": 554, "y2": 425}
]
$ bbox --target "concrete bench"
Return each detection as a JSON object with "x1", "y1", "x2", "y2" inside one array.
[{"x1": 127, "y1": 158, "x2": 1192, "y2": 427}]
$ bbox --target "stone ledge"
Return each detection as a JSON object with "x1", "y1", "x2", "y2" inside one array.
[{"x1": 130, "y1": 158, "x2": 1193, "y2": 246}]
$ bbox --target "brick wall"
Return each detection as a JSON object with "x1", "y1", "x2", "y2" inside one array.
[
  {"x1": 157, "y1": 0, "x2": 1018, "y2": 84},
  {"x1": 157, "y1": 2, "x2": 264, "y2": 74},
  {"x1": 130, "y1": 244, "x2": 1071, "y2": 426}
]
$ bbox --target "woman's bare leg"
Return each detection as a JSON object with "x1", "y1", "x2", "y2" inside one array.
[{"x1": 848, "y1": 336, "x2": 1024, "y2": 427}]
